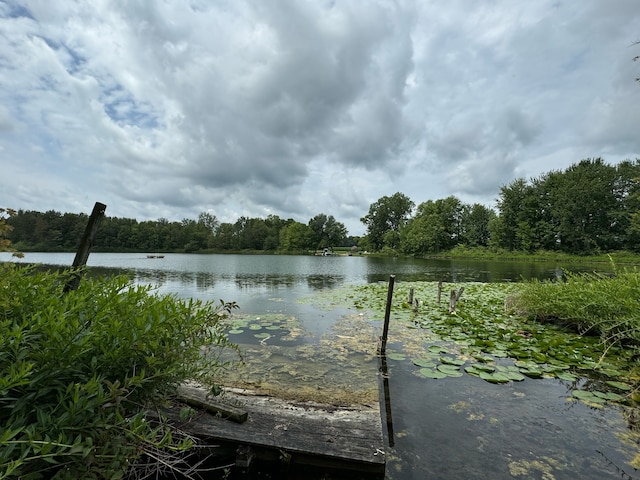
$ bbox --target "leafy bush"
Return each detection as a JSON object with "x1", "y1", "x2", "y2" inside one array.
[{"x1": 0, "y1": 264, "x2": 236, "y2": 479}]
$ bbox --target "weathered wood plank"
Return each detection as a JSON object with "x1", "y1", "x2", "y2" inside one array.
[
  {"x1": 177, "y1": 384, "x2": 248, "y2": 423},
  {"x1": 165, "y1": 386, "x2": 385, "y2": 474}
]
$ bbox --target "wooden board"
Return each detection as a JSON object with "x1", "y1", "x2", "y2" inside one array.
[{"x1": 165, "y1": 385, "x2": 385, "y2": 475}]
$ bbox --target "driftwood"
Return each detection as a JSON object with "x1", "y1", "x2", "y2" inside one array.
[{"x1": 177, "y1": 384, "x2": 248, "y2": 423}]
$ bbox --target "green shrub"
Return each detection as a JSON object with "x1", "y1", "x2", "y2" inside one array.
[{"x1": 0, "y1": 264, "x2": 236, "y2": 479}]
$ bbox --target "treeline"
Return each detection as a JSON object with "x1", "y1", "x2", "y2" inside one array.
[
  {"x1": 6, "y1": 210, "x2": 351, "y2": 253},
  {"x1": 362, "y1": 158, "x2": 640, "y2": 256},
  {"x1": 7, "y1": 157, "x2": 640, "y2": 256}
]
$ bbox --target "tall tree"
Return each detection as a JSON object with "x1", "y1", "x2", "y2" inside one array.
[
  {"x1": 460, "y1": 203, "x2": 495, "y2": 247},
  {"x1": 361, "y1": 193, "x2": 414, "y2": 251},
  {"x1": 308, "y1": 214, "x2": 347, "y2": 249},
  {"x1": 400, "y1": 196, "x2": 463, "y2": 254},
  {"x1": 279, "y1": 222, "x2": 313, "y2": 251}
]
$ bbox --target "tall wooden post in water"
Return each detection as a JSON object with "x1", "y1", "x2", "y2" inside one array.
[
  {"x1": 378, "y1": 275, "x2": 395, "y2": 355},
  {"x1": 63, "y1": 202, "x2": 106, "y2": 293}
]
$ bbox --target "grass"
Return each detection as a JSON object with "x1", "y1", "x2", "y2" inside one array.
[{"x1": 509, "y1": 265, "x2": 640, "y2": 352}]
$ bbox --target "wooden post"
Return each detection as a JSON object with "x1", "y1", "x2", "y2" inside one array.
[
  {"x1": 449, "y1": 289, "x2": 456, "y2": 313},
  {"x1": 378, "y1": 353, "x2": 395, "y2": 447},
  {"x1": 63, "y1": 202, "x2": 106, "y2": 293},
  {"x1": 437, "y1": 280, "x2": 443, "y2": 303},
  {"x1": 448, "y1": 287, "x2": 465, "y2": 313},
  {"x1": 378, "y1": 275, "x2": 395, "y2": 355},
  {"x1": 408, "y1": 287, "x2": 414, "y2": 305}
]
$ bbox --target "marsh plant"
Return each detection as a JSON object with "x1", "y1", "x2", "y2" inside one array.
[
  {"x1": 510, "y1": 266, "x2": 640, "y2": 353},
  {"x1": 0, "y1": 264, "x2": 237, "y2": 479}
]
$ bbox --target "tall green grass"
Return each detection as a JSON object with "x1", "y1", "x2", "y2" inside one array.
[{"x1": 510, "y1": 264, "x2": 640, "y2": 353}]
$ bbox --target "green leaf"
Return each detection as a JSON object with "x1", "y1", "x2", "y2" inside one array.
[
  {"x1": 419, "y1": 368, "x2": 448, "y2": 379},
  {"x1": 605, "y1": 381, "x2": 632, "y2": 391}
]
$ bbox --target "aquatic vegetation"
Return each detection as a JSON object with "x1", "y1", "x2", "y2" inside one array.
[
  {"x1": 220, "y1": 313, "x2": 379, "y2": 405},
  {"x1": 508, "y1": 267, "x2": 640, "y2": 353},
  {"x1": 306, "y1": 280, "x2": 640, "y2": 405},
  {"x1": 224, "y1": 313, "x2": 308, "y2": 344}
]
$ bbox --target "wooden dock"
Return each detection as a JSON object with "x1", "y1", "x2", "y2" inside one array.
[{"x1": 165, "y1": 384, "x2": 386, "y2": 478}]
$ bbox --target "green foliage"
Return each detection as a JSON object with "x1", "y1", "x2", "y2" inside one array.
[
  {"x1": 510, "y1": 264, "x2": 640, "y2": 352},
  {"x1": 0, "y1": 208, "x2": 22, "y2": 258},
  {"x1": 400, "y1": 196, "x2": 463, "y2": 254},
  {"x1": 0, "y1": 264, "x2": 237, "y2": 479},
  {"x1": 308, "y1": 214, "x2": 347, "y2": 249},
  {"x1": 493, "y1": 158, "x2": 640, "y2": 254},
  {"x1": 361, "y1": 192, "x2": 415, "y2": 251},
  {"x1": 279, "y1": 221, "x2": 313, "y2": 252}
]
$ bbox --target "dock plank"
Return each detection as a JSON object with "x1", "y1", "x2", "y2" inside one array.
[{"x1": 166, "y1": 385, "x2": 385, "y2": 474}]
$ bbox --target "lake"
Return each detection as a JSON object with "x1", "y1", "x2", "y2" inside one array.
[{"x1": 2, "y1": 252, "x2": 638, "y2": 479}]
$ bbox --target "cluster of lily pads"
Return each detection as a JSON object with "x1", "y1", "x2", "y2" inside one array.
[
  {"x1": 225, "y1": 313, "x2": 306, "y2": 344},
  {"x1": 322, "y1": 281, "x2": 639, "y2": 405}
]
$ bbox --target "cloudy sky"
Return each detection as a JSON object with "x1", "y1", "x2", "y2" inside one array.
[{"x1": 1, "y1": 1, "x2": 639, "y2": 236}]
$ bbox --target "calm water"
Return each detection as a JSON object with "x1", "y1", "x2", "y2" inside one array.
[{"x1": 2, "y1": 252, "x2": 637, "y2": 479}]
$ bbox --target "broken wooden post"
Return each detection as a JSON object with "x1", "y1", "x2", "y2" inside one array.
[
  {"x1": 408, "y1": 287, "x2": 414, "y2": 305},
  {"x1": 63, "y1": 202, "x2": 106, "y2": 293},
  {"x1": 378, "y1": 275, "x2": 395, "y2": 355},
  {"x1": 437, "y1": 280, "x2": 443, "y2": 303},
  {"x1": 412, "y1": 298, "x2": 419, "y2": 312},
  {"x1": 448, "y1": 287, "x2": 465, "y2": 313}
]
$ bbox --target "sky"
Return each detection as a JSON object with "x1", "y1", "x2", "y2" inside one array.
[{"x1": 1, "y1": 1, "x2": 639, "y2": 236}]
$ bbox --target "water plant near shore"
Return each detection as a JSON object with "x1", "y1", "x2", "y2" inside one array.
[
  {"x1": 0, "y1": 264, "x2": 237, "y2": 479},
  {"x1": 304, "y1": 279, "x2": 640, "y2": 406}
]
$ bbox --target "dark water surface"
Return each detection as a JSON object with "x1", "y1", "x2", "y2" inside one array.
[{"x1": 2, "y1": 252, "x2": 637, "y2": 479}]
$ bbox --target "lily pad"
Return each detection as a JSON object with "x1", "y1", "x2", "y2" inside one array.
[
  {"x1": 572, "y1": 390, "x2": 606, "y2": 404},
  {"x1": 440, "y1": 356, "x2": 465, "y2": 366},
  {"x1": 419, "y1": 368, "x2": 448, "y2": 379},
  {"x1": 479, "y1": 371, "x2": 511, "y2": 384},
  {"x1": 437, "y1": 364, "x2": 463, "y2": 377},
  {"x1": 387, "y1": 353, "x2": 407, "y2": 361},
  {"x1": 228, "y1": 329, "x2": 244, "y2": 334},
  {"x1": 606, "y1": 381, "x2": 632, "y2": 391},
  {"x1": 555, "y1": 371, "x2": 578, "y2": 382},
  {"x1": 413, "y1": 358, "x2": 437, "y2": 368}
]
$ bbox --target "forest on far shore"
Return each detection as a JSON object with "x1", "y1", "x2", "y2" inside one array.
[{"x1": 5, "y1": 158, "x2": 640, "y2": 256}]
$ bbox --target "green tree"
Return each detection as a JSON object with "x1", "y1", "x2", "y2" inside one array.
[
  {"x1": 400, "y1": 196, "x2": 463, "y2": 254},
  {"x1": 0, "y1": 208, "x2": 22, "y2": 257},
  {"x1": 279, "y1": 221, "x2": 313, "y2": 251},
  {"x1": 361, "y1": 193, "x2": 414, "y2": 251},
  {"x1": 308, "y1": 214, "x2": 348, "y2": 250},
  {"x1": 460, "y1": 203, "x2": 495, "y2": 247},
  {"x1": 210, "y1": 222, "x2": 237, "y2": 250},
  {"x1": 492, "y1": 178, "x2": 534, "y2": 251}
]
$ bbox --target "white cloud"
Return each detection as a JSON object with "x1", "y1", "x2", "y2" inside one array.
[{"x1": 0, "y1": 0, "x2": 639, "y2": 236}]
